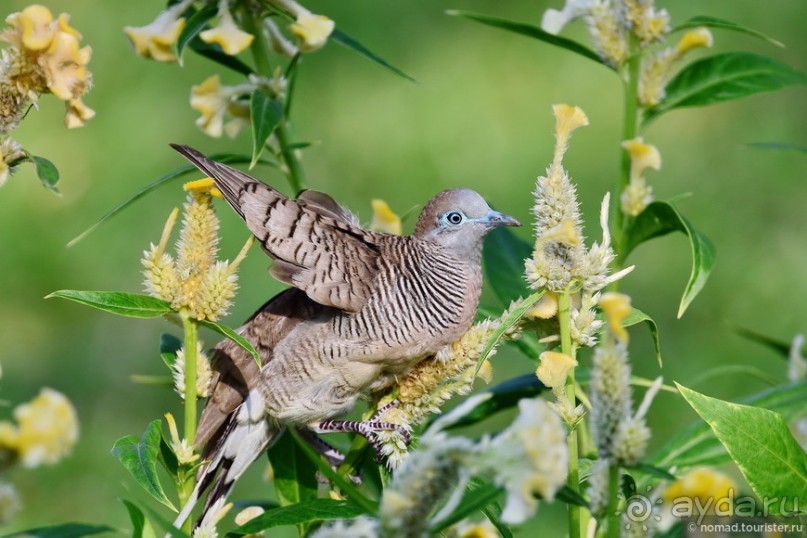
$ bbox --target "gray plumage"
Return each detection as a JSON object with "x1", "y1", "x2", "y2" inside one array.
[{"x1": 169, "y1": 144, "x2": 520, "y2": 528}]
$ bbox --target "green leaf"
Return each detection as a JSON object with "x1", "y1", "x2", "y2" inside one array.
[
  {"x1": 733, "y1": 326, "x2": 791, "y2": 357},
  {"x1": 67, "y1": 154, "x2": 275, "y2": 247},
  {"x1": 188, "y1": 38, "x2": 254, "y2": 75},
  {"x1": 141, "y1": 506, "x2": 190, "y2": 538},
  {"x1": 674, "y1": 16, "x2": 784, "y2": 48},
  {"x1": 650, "y1": 381, "x2": 807, "y2": 472},
  {"x1": 676, "y1": 383, "x2": 807, "y2": 512},
  {"x1": 250, "y1": 91, "x2": 284, "y2": 168},
  {"x1": 283, "y1": 53, "x2": 301, "y2": 118},
  {"x1": 483, "y1": 227, "x2": 532, "y2": 307},
  {"x1": 111, "y1": 420, "x2": 176, "y2": 511},
  {"x1": 121, "y1": 499, "x2": 157, "y2": 538},
  {"x1": 160, "y1": 333, "x2": 183, "y2": 369},
  {"x1": 158, "y1": 432, "x2": 179, "y2": 478},
  {"x1": 644, "y1": 52, "x2": 807, "y2": 123},
  {"x1": 0, "y1": 524, "x2": 115, "y2": 538},
  {"x1": 624, "y1": 307, "x2": 662, "y2": 366},
  {"x1": 46, "y1": 290, "x2": 174, "y2": 318},
  {"x1": 176, "y1": 3, "x2": 218, "y2": 60},
  {"x1": 32, "y1": 155, "x2": 60, "y2": 193},
  {"x1": 197, "y1": 319, "x2": 260, "y2": 366},
  {"x1": 330, "y1": 28, "x2": 416, "y2": 83},
  {"x1": 481, "y1": 503, "x2": 513, "y2": 538},
  {"x1": 437, "y1": 373, "x2": 548, "y2": 430},
  {"x1": 622, "y1": 201, "x2": 716, "y2": 318},
  {"x1": 624, "y1": 462, "x2": 677, "y2": 481},
  {"x1": 227, "y1": 499, "x2": 366, "y2": 535},
  {"x1": 267, "y1": 433, "x2": 318, "y2": 509},
  {"x1": 446, "y1": 10, "x2": 605, "y2": 67},
  {"x1": 428, "y1": 481, "x2": 503, "y2": 534},
  {"x1": 555, "y1": 484, "x2": 590, "y2": 508},
  {"x1": 746, "y1": 142, "x2": 807, "y2": 153},
  {"x1": 475, "y1": 290, "x2": 545, "y2": 375}
]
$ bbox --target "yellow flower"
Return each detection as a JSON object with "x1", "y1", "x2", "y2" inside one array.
[
  {"x1": 290, "y1": 11, "x2": 334, "y2": 52},
  {"x1": 40, "y1": 31, "x2": 91, "y2": 100},
  {"x1": 64, "y1": 97, "x2": 95, "y2": 129},
  {"x1": 370, "y1": 199, "x2": 402, "y2": 235},
  {"x1": 621, "y1": 137, "x2": 660, "y2": 216},
  {"x1": 12, "y1": 4, "x2": 55, "y2": 51},
  {"x1": 124, "y1": 0, "x2": 191, "y2": 63},
  {"x1": 677, "y1": 28, "x2": 714, "y2": 56},
  {"x1": 536, "y1": 351, "x2": 577, "y2": 390},
  {"x1": 164, "y1": 413, "x2": 198, "y2": 465},
  {"x1": 586, "y1": 3, "x2": 629, "y2": 67},
  {"x1": 599, "y1": 292, "x2": 631, "y2": 343},
  {"x1": 190, "y1": 75, "x2": 253, "y2": 138},
  {"x1": 8, "y1": 388, "x2": 79, "y2": 468},
  {"x1": 200, "y1": 0, "x2": 254, "y2": 56},
  {"x1": 663, "y1": 468, "x2": 736, "y2": 508}
]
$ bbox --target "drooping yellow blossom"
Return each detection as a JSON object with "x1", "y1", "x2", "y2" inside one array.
[
  {"x1": 200, "y1": 0, "x2": 254, "y2": 56},
  {"x1": 190, "y1": 75, "x2": 254, "y2": 138},
  {"x1": 663, "y1": 468, "x2": 737, "y2": 507},
  {"x1": 0, "y1": 388, "x2": 79, "y2": 468},
  {"x1": 639, "y1": 28, "x2": 714, "y2": 108},
  {"x1": 599, "y1": 291, "x2": 631, "y2": 343},
  {"x1": 124, "y1": 0, "x2": 193, "y2": 63},
  {"x1": 0, "y1": 5, "x2": 94, "y2": 131},
  {"x1": 677, "y1": 28, "x2": 714, "y2": 56},
  {"x1": 370, "y1": 199, "x2": 402, "y2": 235},
  {"x1": 142, "y1": 184, "x2": 252, "y2": 321},
  {"x1": 270, "y1": 0, "x2": 334, "y2": 52},
  {"x1": 620, "y1": 137, "x2": 660, "y2": 216},
  {"x1": 536, "y1": 351, "x2": 577, "y2": 390},
  {"x1": 164, "y1": 413, "x2": 198, "y2": 465}
]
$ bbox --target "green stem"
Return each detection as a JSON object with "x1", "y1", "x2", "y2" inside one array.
[
  {"x1": 559, "y1": 292, "x2": 581, "y2": 538},
  {"x1": 275, "y1": 120, "x2": 307, "y2": 193},
  {"x1": 607, "y1": 464, "x2": 620, "y2": 538},
  {"x1": 182, "y1": 315, "x2": 198, "y2": 444},
  {"x1": 245, "y1": 10, "x2": 272, "y2": 74}
]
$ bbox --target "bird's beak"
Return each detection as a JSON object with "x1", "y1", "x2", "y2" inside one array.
[{"x1": 484, "y1": 210, "x2": 521, "y2": 228}]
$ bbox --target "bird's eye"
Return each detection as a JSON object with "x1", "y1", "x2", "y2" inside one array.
[{"x1": 446, "y1": 211, "x2": 464, "y2": 225}]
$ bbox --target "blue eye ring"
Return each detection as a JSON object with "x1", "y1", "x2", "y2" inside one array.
[{"x1": 445, "y1": 211, "x2": 464, "y2": 225}]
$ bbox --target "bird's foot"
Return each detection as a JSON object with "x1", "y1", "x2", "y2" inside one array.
[
  {"x1": 369, "y1": 399, "x2": 400, "y2": 422},
  {"x1": 310, "y1": 418, "x2": 412, "y2": 461}
]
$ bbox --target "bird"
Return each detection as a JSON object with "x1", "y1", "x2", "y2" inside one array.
[{"x1": 168, "y1": 144, "x2": 521, "y2": 528}]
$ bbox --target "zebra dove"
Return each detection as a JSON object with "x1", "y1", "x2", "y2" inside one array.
[{"x1": 169, "y1": 144, "x2": 520, "y2": 528}]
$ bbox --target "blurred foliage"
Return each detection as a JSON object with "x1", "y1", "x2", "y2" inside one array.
[{"x1": 0, "y1": 0, "x2": 804, "y2": 535}]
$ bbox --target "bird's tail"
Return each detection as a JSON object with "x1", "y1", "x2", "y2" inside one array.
[{"x1": 172, "y1": 390, "x2": 283, "y2": 532}]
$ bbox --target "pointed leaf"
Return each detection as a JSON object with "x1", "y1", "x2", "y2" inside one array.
[
  {"x1": 227, "y1": 499, "x2": 366, "y2": 535},
  {"x1": 331, "y1": 28, "x2": 416, "y2": 82},
  {"x1": 483, "y1": 227, "x2": 532, "y2": 307},
  {"x1": 481, "y1": 504, "x2": 513, "y2": 538},
  {"x1": 32, "y1": 155, "x2": 60, "y2": 192},
  {"x1": 624, "y1": 307, "x2": 662, "y2": 366},
  {"x1": 674, "y1": 16, "x2": 784, "y2": 48},
  {"x1": 160, "y1": 333, "x2": 183, "y2": 369},
  {"x1": 283, "y1": 53, "x2": 301, "y2": 118},
  {"x1": 645, "y1": 52, "x2": 807, "y2": 123},
  {"x1": 475, "y1": 290, "x2": 545, "y2": 375},
  {"x1": 250, "y1": 91, "x2": 284, "y2": 168},
  {"x1": 622, "y1": 201, "x2": 716, "y2": 318},
  {"x1": 177, "y1": 3, "x2": 218, "y2": 60},
  {"x1": 267, "y1": 432, "x2": 317, "y2": 508},
  {"x1": 111, "y1": 420, "x2": 176, "y2": 511},
  {"x1": 188, "y1": 38, "x2": 254, "y2": 75},
  {"x1": 446, "y1": 10, "x2": 605, "y2": 67},
  {"x1": 733, "y1": 326, "x2": 790, "y2": 357},
  {"x1": 46, "y1": 290, "x2": 174, "y2": 318},
  {"x1": 121, "y1": 499, "x2": 157, "y2": 538},
  {"x1": 677, "y1": 383, "x2": 807, "y2": 512},
  {"x1": 0, "y1": 524, "x2": 115, "y2": 538},
  {"x1": 197, "y1": 319, "x2": 259, "y2": 366}
]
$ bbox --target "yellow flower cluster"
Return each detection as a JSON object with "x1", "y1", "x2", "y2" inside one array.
[
  {"x1": 0, "y1": 4, "x2": 94, "y2": 132},
  {"x1": 639, "y1": 28, "x2": 713, "y2": 107},
  {"x1": 621, "y1": 137, "x2": 661, "y2": 216},
  {"x1": 190, "y1": 75, "x2": 253, "y2": 139},
  {"x1": 0, "y1": 387, "x2": 79, "y2": 468},
  {"x1": 142, "y1": 180, "x2": 252, "y2": 321}
]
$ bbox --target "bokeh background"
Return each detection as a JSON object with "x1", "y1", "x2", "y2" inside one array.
[{"x1": 0, "y1": 0, "x2": 804, "y2": 534}]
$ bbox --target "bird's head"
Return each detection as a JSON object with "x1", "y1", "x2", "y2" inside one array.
[{"x1": 414, "y1": 188, "x2": 521, "y2": 256}]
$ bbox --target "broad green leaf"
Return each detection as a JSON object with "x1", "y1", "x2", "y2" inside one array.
[
  {"x1": 122, "y1": 499, "x2": 157, "y2": 538},
  {"x1": 624, "y1": 307, "x2": 662, "y2": 366},
  {"x1": 111, "y1": 420, "x2": 176, "y2": 511},
  {"x1": 250, "y1": 91, "x2": 284, "y2": 168},
  {"x1": 67, "y1": 154, "x2": 274, "y2": 247},
  {"x1": 188, "y1": 38, "x2": 254, "y2": 75},
  {"x1": 0, "y1": 524, "x2": 114, "y2": 538},
  {"x1": 650, "y1": 381, "x2": 807, "y2": 472},
  {"x1": 47, "y1": 290, "x2": 174, "y2": 318},
  {"x1": 644, "y1": 52, "x2": 807, "y2": 123},
  {"x1": 622, "y1": 201, "x2": 716, "y2": 318},
  {"x1": 267, "y1": 432, "x2": 318, "y2": 508},
  {"x1": 176, "y1": 3, "x2": 218, "y2": 60},
  {"x1": 330, "y1": 28, "x2": 415, "y2": 83},
  {"x1": 160, "y1": 333, "x2": 183, "y2": 369},
  {"x1": 438, "y1": 373, "x2": 547, "y2": 430},
  {"x1": 227, "y1": 499, "x2": 366, "y2": 535},
  {"x1": 32, "y1": 155, "x2": 60, "y2": 193},
  {"x1": 677, "y1": 383, "x2": 807, "y2": 512},
  {"x1": 197, "y1": 319, "x2": 260, "y2": 366},
  {"x1": 429, "y1": 482, "x2": 503, "y2": 534},
  {"x1": 733, "y1": 326, "x2": 790, "y2": 357},
  {"x1": 483, "y1": 227, "x2": 532, "y2": 307},
  {"x1": 446, "y1": 10, "x2": 605, "y2": 67},
  {"x1": 475, "y1": 290, "x2": 545, "y2": 375},
  {"x1": 674, "y1": 16, "x2": 784, "y2": 48}
]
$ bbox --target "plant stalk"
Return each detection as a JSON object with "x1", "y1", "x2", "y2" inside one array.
[
  {"x1": 559, "y1": 291, "x2": 581, "y2": 538},
  {"x1": 275, "y1": 120, "x2": 306, "y2": 193}
]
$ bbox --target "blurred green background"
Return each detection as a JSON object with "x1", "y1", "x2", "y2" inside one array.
[{"x1": 0, "y1": 0, "x2": 804, "y2": 534}]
